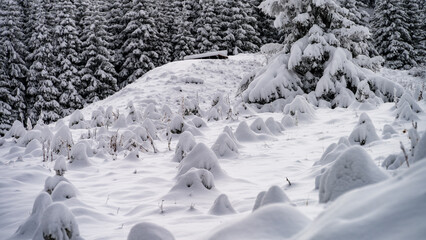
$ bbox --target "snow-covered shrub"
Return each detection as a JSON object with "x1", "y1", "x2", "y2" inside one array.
[
  {"x1": 261, "y1": 43, "x2": 285, "y2": 63},
  {"x1": 223, "y1": 126, "x2": 239, "y2": 145},
  {"x1": 234, "y1": 121, "x2": 272, "y2": 142},
  {"x1": 18, "y1": 130, "x2": 42, "y2": 147},
  {"x1": 177, "y1": 143, "x2": 225, "y2": 178},
  {"x1": 191, "y1": 116, "x2": 207, "y2": 128},
  {"x1": 24, "y1": 139, "x2": 42, "y2": 155},
  {"x1": 54, "y1": 157, "x2": 67, "y2": 176},
  {"x1": 413, "y1": 132, "x2": 426, "y2": 163},
  {"x1": 314, "y1": 142, "x2": 349, "y2": 166},
  {"x1": 252, "y1": 186, "x2": 291, "y2": 211},
  {"x1": 211, "y1": 132, "x2": 239, "y2": 158},
  {"x1": 170, "y1": 115, "x2": 185, "y2": 134},
  {"x1": 171, "y1": 168, "x2": 215, "y2": 193},
  {"x1": 210, "y1": 93, "x2": 232, "y2": 119},
  {"x1": 144, "y1": 103, "x2": 162, "y2": 120},
  {"x1": 51, "y1": 126, "x2": 74, "y2": 156},
  {"x1": 91, "y1": 109, "x2": 105, "y2": 127},
  {"x1": 142, "y1": 119, "x2": 158, "y2": 140},
  {"x1": 207, "y1": 204, "x2": 310, "y2": 240},
  {"x1": 319, "y1": 146, "x2": 389, "y2": 203},
  {"x1": 33, "y1": 202, "x2": 82, "y2": 240},
  {"x1": 209, "y1": 194, "x2": 236, "y2": 215},
  {"x1": 281, "y1": 115, "x2": 295, "y2": 128},
  {"x1": 381, "y1": 153, "x2": 406, "y2": 170},
  {"x1": 69, "y1": 110, "x2": 86, "y2": 129},
  {"x1": 69, "y1": 143, "x2": 90, "y2": 167},
  {"x1": 51, "y1": 181, "x2": 77, "y2": 201},
  {"x1": 127, "y1": 222, "x2": 175, "y2": 240},
  {"x1": 283, "y1": 96, "x2": 315, "y2": 121},
  {"x1": 395, "y1": 92, "x2": 423, "y2": 121},
  {"x1": 113, "y1": 114, "x2": 128, "y2": 129},
  {"x1": 126, "y1": 101, "x2": 142, "y2": 123},
  {"x1": 105, "y1": 106, "x2": 116, "y2": 126},
  {"x1": 124, "y1": 150, "x2": 140, "y2": 161},
  {"x1": 44, "y1": 175, "x2": 69, "y2": 195},
  {"x1": 161, "y1": 105, "x2": 173, "y2": 121},
  {"x1": 13, "y1": 192, "x2": 52, "y2": 238},
  {"x1": 348, "y1": 113, "x2": 379, "y2": 145},
  {"x1": 382, "y1": 124, "x2": 397, "y2": 139},
  {"x1": 180, "y1": 98, "x2": 201, "y2": 116},
  {"x1": 172, "y1": 132, "x2": 196, "y2": 163},
  {"x1": 207, "y1": 107, "x2": 220, "y2": 121},
  {"x1": 250, "y1": 118, "x2": 272, "y2": 135},
  {"x1": 265, "y1": 117, "x2": 284, "y2": 135},
  {"x1": 5, "y1": 120, "x2": 26, "y2": 139}
]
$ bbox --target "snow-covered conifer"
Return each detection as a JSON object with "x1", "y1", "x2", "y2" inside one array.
[{"x1": 348, "y1": 112, "x2": 379, "y2": 145}]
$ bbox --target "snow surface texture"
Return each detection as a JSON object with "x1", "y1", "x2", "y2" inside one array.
[
  {"x1": 319, "y1": 146, "x2": 389, "y2": 203},
  {"x1": 0, "y1": 55, "x2": 425, "y2": 240}
]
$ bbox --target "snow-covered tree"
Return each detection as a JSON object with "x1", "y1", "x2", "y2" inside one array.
[
  {"x1": 249, "y1": 0, "x2": 280, "y2": 44},
  {"x1": 404, "y1": 0, "x2": 425, "y2": 66},
  {"x1": 171, "y1": 0, "x2": 197, "y2": 60},
  {"x1": 194, "y1": 0, "x2": 222, "y2": 53},
  {"x1": 241, "y1": 0, "x2": 401, "y2": 107},
  {"x1": 372, "y1": 0, "x2": 417, "y2": 69}
]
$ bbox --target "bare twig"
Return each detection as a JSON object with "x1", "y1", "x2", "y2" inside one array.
[
  {"x1": 400, "y1": 141, "x2": 410, "y2": 167},
  {"x1": 286, "y1": 177, "x2": 292, "y2": 186}
]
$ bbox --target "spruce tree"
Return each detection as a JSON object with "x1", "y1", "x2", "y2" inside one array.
[
  {"x1": 171, "y1": 0, "x2": 197, "y2": 60},
  {"x1": 194, "y1": 0, "x2": 221, "y2": 53}
]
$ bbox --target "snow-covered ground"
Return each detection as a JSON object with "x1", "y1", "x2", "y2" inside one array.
[{"x1": 1, "y1": 54, "x2": 425, "y2": 240}]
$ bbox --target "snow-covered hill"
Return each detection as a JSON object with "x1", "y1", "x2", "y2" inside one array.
[{"x1": 1, "y1": 54, "x2": 425, "y2": 240}]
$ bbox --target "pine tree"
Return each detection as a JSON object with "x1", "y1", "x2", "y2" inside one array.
[
  {"x1": 194, "y1": 0, "x2": 221, "y2": 53},
  {"x1": 372, "y1": 0, "x2": 417, "y2": 69},
  {"x1": 404, "y1": 0, "x2": 425, "y2": 66},
  {"x1": 249, "y1": 0, "x2": 280, "y2": 44},
  {"x1": 0, "y1": 0, "x2": 28, "y2": 135},
  {"x1": 171, "y1": 0, "x2": 197, "y2": 60},
  {"x1": 118, "y1": 0, "x2": 159, "y2": 87},
  {"x1": 80, "y1": 1, "x2": 118, "y2": 103}
]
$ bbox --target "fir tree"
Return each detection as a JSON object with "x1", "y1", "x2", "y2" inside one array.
[
  {"x1": 194, "y1": 0, "x2": 221, "y2": 53},
  {"x1": 171, "y1": 0, "x2": 197, "y2": 60}
]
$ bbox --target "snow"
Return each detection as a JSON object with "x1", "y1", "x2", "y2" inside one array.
[
  {"x1": 253, "y1": 185, "x2": 291, "y2": 211},
  {"x1": 208, "y1": 194, "x2": 237, "y2": 215},
  {"x1": 348, "y1": 112, "x2": 380, "y2": 145},
  {"x1": 0, "y1": 54, "x2": 425, "y2": 240},
  {"x1": 172, "y1": 132, "x2": 196, "y2": 163},
  {"x1": 183, "y1": 50, "x2": 228, "y2": 60},
  {"x1": 211, "y1": 132, "x2": 239, "y2": 158},
  {"x1": 127, "y1": 222, "x2": 175, "y2": 240}
]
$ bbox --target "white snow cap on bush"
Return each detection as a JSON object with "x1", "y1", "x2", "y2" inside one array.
[
  {"x1": 69, "y1": 142, "x2": 91, "y2": 167},
  {"x1": 207, "y1": 204, "x2": 310, "y2": 240},
  {"x1": 295, "y1": 159, "x2": 426, "y2": 240},
  {"x1": 54, "y1": 156, "x2": 67, "y2": 176},
  {"x1": 413, "y1": 132, "x2": 426, "y2": 163},
  {"x1": 265, "y1": 117, "x2": 284, "y2": 135},
  {"x1": 191, "y1": 116, "x2": 207, "y2": 128},
  {"x1": 172, "y1": 132, "x2": 196, "y2": 163},
  {"x1": 382, "y1": 124, "x2": 397, "y2": 139},
  {"x1": 348, "y1": 112, "x2": 379, "y2": 145},
  {"x1": 113, "y1": 114, "x2": 128, "y2": 129},
  {"x1": 142, "y1": 118, "x2": 158, "y2": 140},
  {"x1": 127, "y1": 222, "x2": 175, "y2": 240},
  {"x1": 124, "y1": 150, "x2": 140, "y2": 161},
  {"x1": 314, "y1": 142, "x2": 348, "y2": 166},
  {"x1": 235, "y1": 121, "x2": 273, "y2": 142},
  {"x1": 207, "y1": 107, "x2": 220, "y2": 121},
  {"x1": 170, "y1": 115, "x2": 185, "y2": 134},
  {"x1": 13, "y1": 192, "x2": 52, "y2": 238},
  {"x1": 381, "y1": 153, "x2": 406, "y2": 170},
  {"x1": 250, "y1": 118, "x2": 273, "y2": 135},
  {"x1": 170, "y1": 168, "x2": 215, "y2": 193},
  {"x1": 144, "y1": 103, "x2": 162, "y2": 120},
  {"x1": 51, "y1": 181, "x2": 77, "y2": 202},
  {"x1": 44, "y1": 175, "x2": 69, "y2": 195},
  {"x1": 69, "y1": 110, "x2": 86, "y2": 129},
  {"x1": 209, "y1": 194, "x2": 237, "y2": 215},
  {"x1": 51, "y1": 125, "x2": 74, "y2": 155},
  {"x1": 283, "y1": 96, "x2": 315, "y2": 121},
  {"x1": 91, "y1": 108, "x2": 106, "y2": 127},
  {"x1": 395, "y1": 92, "x2": 423, "y2": 121},
  {"x1": 281, "y1": 115, "x2": 295, "y2": 128},
  {"x1": 211, "y1": 132, "x2": 239, "y2": 158},
  {"x1": 319, "y1": 146, "x2": 389, "y2": 203},
  {"x1": 6, "y1": 120, "x2": 26, "y2": 139},
  {"x1": 24, "y1": 139, "x2": 42, "y2": 154},
  {"x1": 33, "y1": 202, "x2": 82, "y2": 240},
  {"x1": 253, "y1": 185, "x2": 291, "y2": 211},
  {"x1": 177, "y1": 143, "x2": 225, "y2": 178}
]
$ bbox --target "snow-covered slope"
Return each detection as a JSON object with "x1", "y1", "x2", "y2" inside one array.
[{"x1": 1, "y1": 54, "x2": 425, "y2": 240}]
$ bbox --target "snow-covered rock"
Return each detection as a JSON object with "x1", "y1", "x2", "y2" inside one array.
[
  {"x1": 348, "y1": 112, "x2": 379, "y2": 145},
  {"x1": 319, "y1": 146, "x2": 389, "y2": 203},
  {"x1": 208, "y1": 194, "x2": 237, "y2": 215},
  {"x1": 127, "y1": 222, "x2": 175, "y2": 240},
  {"x1": 172, "y1": 132, "x2": 196, "y2": 163},
  {"x1": 24, "y1": 139, "x2": 42, "y2": 154},
  {"x1": 281, "y1": 115, "x2": 296, "y2": 128},
  {"x1": 211, "y1": 132, "x2": 239, "y2": 158},
  {"x1": 382, "y1": 124, "x2": 397, "y2": 139},
  {"x1": 207, "y1": 204, "x2": 310, "y2": 240}
]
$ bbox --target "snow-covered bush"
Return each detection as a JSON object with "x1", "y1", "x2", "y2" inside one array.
[
  {"x1": 207, "y1": 204, "x2": 310, "y2": 240},
  {"x1": 252, "y1": 185, "x2": 291, "y2": 211},
  {"x1": 382, "y1": 124, "x2": 397, "y2": 139},
  {"x1": 124, "y1": 150, "x2": 140, "y2": 161},
  {"x1": 207, "y1": 107, "x2": 220, "y2": 121},
  {"x1": 113, "y1": 114, "x2": 128, "y2": 129},
  {"x1": 127, "y1": 222, "x2": 175, "y2": 240},
  {"x1": 209, "y1": 194, "x2": 236, "y2": 215},
  {"x1": 235, "y1": 121, "x2": 273, "y2": 142},
  {"x1": 33, "y1": 202, "x2": 82, "y2": 240},
  {"x1": 24, "y1": 139, "x2": 42, "y2": 155},
  {"x1": 172, "y1": 132, "x2": 196, "y2": 163},
  {"x1": 265, "y1": 117, "x2": 284, "y2": 135},
  {"x1": 223, "y1": 126, "x2": 239, "y2": 145},
  {"x1": 348, "y1": 113, "x2": 379, "y2": 145},
  {"x1": 69, "y1": 142, "x2": 91, "y2": 167},
  {"x1": 180, "y1": 97, "x2": 201, "y2": 116},
  {"x1": 13, "y1": 192, "x2": 52, "y2": 238},
  {"x1": 171, "y1": 168, "x2": 216, "y2": 193},
  {"x1": 161, "y1": 105, "x2": 173, "y2": 121},
  {"x1": 395, "y1": 92, "x2": 423, "y2": 121},
  {"x1": 91, "y1": 108, "x2": 106, "y2": 127},
  {"x1": 51, "y1": 181, "x2": 77, "y2": 201},
  {"x1": 126, "y1": 101, "x2": 142, "y2": 123},
  {"x1": 381, "y1": 153, "x2": 406, "y2": 170},
  {"x1": 44, "y1": 175, "x2": 69, "y2": 195},
  {"x1": 281, "y1": 115, "x2": 295, "y2": 128},
  {"x1": 69, "y1": 110, "x2": 86, "y2": 129},
  {"x1": 314, "y1": 142, "x2": 349, "y2": 166},
  {"x1": 143, "y1": 103, "x2": 162, "y2": 120},
  {"x1": 18, "y1": 130, "x2": 43, "y2": 147},
  {"x1": 51, "y1": 125, "x2": 74, "y2": 156},
  {"x1": 283, "y1": 96, "x2": 315, "y2": 121},
  {"x1": 191, "y1": 116, "x2": 207, "y2": 128},
  {"x1": 5, "y1": 120, "x2": 26, "y2": 139},
  {"x1": 250, "y1": 118, "x2": 272, "y2": 135},
  {"x1": 211, "y1": 132, "x2": 239, "y2": 158},
  {"x1": 54, "y1": 157, "x2": 67, "y2": 176},
  {"x1": 170, "y1": 115, "x2": 185, "y2": 134},
  {"x1": 413, "y1": 132, "x2": 426, "y2": 163},
  {"x1": 319, "y1": 146, "x2": 389, "y2": 203},
  {"x1": 177, "y1": 143, "x2": 225, "y2": 178},
  {"x1": 142, "y1": 119, "x2": 158, "y2": 140}
]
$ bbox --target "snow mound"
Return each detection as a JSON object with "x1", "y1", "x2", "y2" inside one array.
[
  {"x1": 177, "y1": 143, "x2": 225, "y2": 178},
  {"x1": 170, "y1": 168, "x2": 215, "y2": 194},
  {"x1": 381, "y1": 153, "x2": 406, "y2": 170},
  {"x1": 51, "y1": 181, "x2": 77, "y2": 201},
  {"x1": 250, "y1": 118, "x2": 273, "y2": 135},
  {"x1": 295, "y1": 159, "x2": 426, "y2": 240},
  {"x1": 127, "y1": 222, "x2": 175, "y2": 240},
  {"x1": 170, "y1": 115, "x2": 185, "y2": 134},
  {"x1": 124, "y1": 150, "x2": 140, "y2": 161},
  {"x1": 52, "y1": 125, "x2": 74, "y2": 155},
  {"x1": 253, "y1": 185, "x2": 291, "y2": 211},
  {"x1": 191, "y1": 116, "x2": 207, "y2": 128},
  {"x1": 208, "y1": 194, "x2": 237, "y2": 215},
  {"x1": 314, "y1": 142, "x2": 348, "y2": 166},
  {"x1": 265, "y1": 117, "x2": 284, "y2": 135},
  {"x1": 24, "y1": 139, "x2": 42, "y2": 154},
  {"x1": 69, "y1": 110, "x2": 87, "y2": 129},
  {"x1": 283, "y1": 96, "x2": 315, "y2": 121},
  {"x1": 54, "y1": 156, "x2": 68, "y2": 176},
  {"x1": 395, "y1": 93, "x2": 423, "y2": 121},
  {"x1": 281, "y1": 115, "x2": 296, "y2": 128},
  {"x1": 319, "y1": 146, "x2": 389, "y2": 203},
  {"x1": 44, "y1": 175, "x2": 70, "y2": 195},
  {"x1": 5, "y1": 120, "x2": 26, "y2": 139},
  {"x1": 207, "y1": 204, "x2": 310, "y2": 240},
  {"x1": 69, "y1": 142, "x2": 91, "y2": 167},
  {"x1": 172, "y1": 132, "x2": 196, "y2": 163},
  {"x1": 13, "y1": 192, "x2": 52, "y2": 238},
  {"x1": 33, "y1": 202, "x2": 82, "y2": 240},
  {"x1": 223, "y1": 126, "x2": 240, "y2": 146},
  {"x1": 382, "y1": 124, "x2": 397, "y2": 139},
  {"x1": 113, "y1": 114, "x2": 128, "y2": 129},
  {"x1": 348, "y1": 112, "x2": 379, "y2": 145},
  {"x1": 235, "y1": 121, "x2": 273, "y2": 142},
  {"x1": 211, "y1": 133, "x2": 239, "y2": 158},
  {"x1": 413, "y1": 132, "x2": 426, "y2": 163}
]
